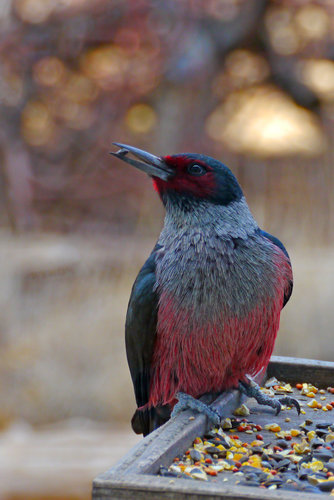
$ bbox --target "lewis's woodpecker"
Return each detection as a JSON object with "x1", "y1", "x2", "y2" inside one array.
[{"x1": 112, "y1": 143, "x2": 299, "y2": 436}]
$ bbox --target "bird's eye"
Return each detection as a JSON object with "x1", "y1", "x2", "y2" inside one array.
[{"x1": 187, "y1": 164, "x2": 206, "y2": 176}]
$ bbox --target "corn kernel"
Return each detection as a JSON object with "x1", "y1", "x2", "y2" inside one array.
[
  {"x1": 234, "y1": 404, "x2": 250, "y2": 416},
  {"x1": 307, "y1": 430, "x2": 316, "y2": 440},
  {"x1": 264, "y1": 423, "x2": 281, "y2": 432},
  {"x1": 325, "y1": 433, "x2": 334, "y2": 443},
  {"x1": 250, "y1": 440, "x2": 263, "y2": 447},
  {"x1": 222, "y1": 418, "x2": 232, "y2": 429}
]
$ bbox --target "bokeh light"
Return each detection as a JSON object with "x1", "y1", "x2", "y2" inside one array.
[
  {"x1": 299, "y1": 59, "x2": 334, "y2": 102},
  {"x1": 224, "y1": 50, "x2": 270, "y2": 89},
  {"x1": 206, "y1": 86, "x2": 325, "y2": 157},
  {"x1": 33, "y1": 57, "x2": 66, "y2": 88},
  {"x1": 265, "y1": 7, "x2": 300, "y2": 56},
  {"x1": 125, "y1": 104, "x2": 157, "y2": 134},
  {"x1": 295, "y1": 4, "x2": 329, "y2": 41},
  {"x1": 21, "y1": 100, "x2": 56, "y2": 146},
  {"x1": 14, "y1": 0, "x2": 55, "y2": 24}
]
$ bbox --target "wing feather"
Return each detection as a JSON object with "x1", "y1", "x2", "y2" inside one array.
[
  {"x1": 125, "y1": 244, "x2": 170, "y2": 435},
  {"x1": 259, "y1": 229, "x2": 293, "y2": 307}
]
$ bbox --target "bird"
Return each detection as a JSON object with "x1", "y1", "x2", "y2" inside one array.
[{"x1": 111, "y1": 143, "x2": 299, "y2": 436}]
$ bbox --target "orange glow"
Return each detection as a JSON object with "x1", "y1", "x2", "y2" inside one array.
[
  {"x1": 295, "y1": 5, "x2": 329, "y2": 41},
  {"x1": 206, "y1": 86, "x2": 325, "y2": 157},
  {"x1": 61, "y1": 73, "x2": 99, "y2": 102},
  {"x1": 225, "y1": 50, "x2": 269, "y2": 88},
  {"x1": 33, "y1": 57, "x2": 66, "y2": 87},
  {"x1": 125, "y1": 104, "x2": 157, "y2": 134},
  {"x1": 14, "y1": 0, "x2": 54, "y2": 24},
  {"x1": 21, "y1": 100, "x2": 56, "y2": 146},
  {"x1": 265, "y1": 7, "x2": 300, "y2": 56},
  {"x1": 81, "y1": 45, "x2": 128, "y2": 90},
  {"x1": 299, "y1": 59, "x2": 334, "y2": 102}
]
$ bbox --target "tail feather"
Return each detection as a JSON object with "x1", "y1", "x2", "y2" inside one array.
[{"x1": 131, "y1": 405, "x2": 171, "y2": 436}]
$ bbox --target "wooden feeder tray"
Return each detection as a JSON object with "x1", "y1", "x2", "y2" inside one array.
[{"x1": 93, "y1": 356, "x2": 334, "y2": 499}]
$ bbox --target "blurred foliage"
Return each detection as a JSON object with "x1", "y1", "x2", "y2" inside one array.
[{"x1": 0, "y1": 0, "x2": 334, "y2": 241}]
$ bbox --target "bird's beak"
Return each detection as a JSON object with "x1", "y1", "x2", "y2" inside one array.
[{"x1": 111, "y1": 143, "x2": 174, "y2": 181}]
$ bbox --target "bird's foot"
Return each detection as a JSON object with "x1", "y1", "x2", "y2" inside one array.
[
  {"x1": 171, "y1": 392, "x2": 221, "y2": 425},
  {"x1": 239, "y1": 379, "x2": 300, "y2": 416}
]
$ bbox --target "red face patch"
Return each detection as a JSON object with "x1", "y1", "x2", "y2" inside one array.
[{"x1": 152, "y1": 155, "x2": 215, "y2": 198}]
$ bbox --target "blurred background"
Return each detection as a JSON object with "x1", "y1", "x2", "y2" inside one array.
[{"x1": 1, "y1": 0, "x2": 334, "y2": 498}]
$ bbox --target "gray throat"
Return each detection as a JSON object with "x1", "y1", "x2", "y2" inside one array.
[
  {"x1": 154, "y1": 197, "x2": 273, "y2": 323},
  {"x1": 159, "y1": 196, "x2": 258, "y2": 241}
]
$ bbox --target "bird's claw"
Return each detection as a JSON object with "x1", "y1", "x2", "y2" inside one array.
[
  {"x1": 239, "y1": 380, "x2": 300, "y2": 416},
  {"x1": 171, "y1": 392, "x2": 221, "y2": 425},
  {"x1": 276, "y1": 396, "x2": 301, "y2": 415}
]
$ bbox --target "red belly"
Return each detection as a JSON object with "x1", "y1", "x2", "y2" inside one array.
[{"x1": 148, "y1": 292, "x2": 283, "y2": 408}]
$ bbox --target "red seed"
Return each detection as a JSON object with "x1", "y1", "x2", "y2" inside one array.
[
  {"x1": 194, "y1": 461, "x2": 200, "y2": 466},
  {"x1": 205, "y1": 468, "x2": 218, "y2": 476},
  {"x1": 231, "y1": 435, "x2": 239, "y2": 440},
  {"x1": 296, "y1": 383, "x2": 303, "y2": 390},
  {"x1": 288, "y1": 450, "x2": 294, "y2": 455},
  {"x1": 273, "y1": 446, "x2": 283, "y2": 452},
  {"x1": 254, "y1": 424, "x2": 262, "y2": 431},
  {"x1": 232, "y1": 467, "x2": 239, "y2": 472},
  {"x1": 205, "y1": 458, "x2": 212, "y2": 464},
  {"x1": 285, "y1": 435, "x2": 292, "y2": 441},
  {"x1": 235, "y1": 461, "x2": 242, "y2": 468},
  {"x1": 185, "y1": 450, "x2": 190, "y2": 455},
  {"x1": 326, "y1": 446, "x2": 331, "y2": 450},
  {"x1": 271, "y1": 470, "x2": 277, "y2": 475},
  {"x1": 330, "y1": 402, "x2": 334, "y2": 407},
  {"x1": 173, "y1": 457, "x2": 180, "y2": 462},
  {"x1": 327, "y1": 472, "x2": 333, "y2": 477},
  {"x1": 237, "y1": 425, "x2": 245, "y2": 432},
  {"x1": 256, "y1": 434, "x2": 264, "y2": 441},
  {"x1": 329, "y1": 387, "x2": 334, "y2": 394}
]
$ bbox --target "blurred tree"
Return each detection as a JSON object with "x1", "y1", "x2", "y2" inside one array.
[{"x1": 0, "y1": 0, "x2": 333, "y2": 241}]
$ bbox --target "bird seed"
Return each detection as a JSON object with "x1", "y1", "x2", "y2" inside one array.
[{"x1": 164, "y1": 378, "x2": 334, "y2": 495}]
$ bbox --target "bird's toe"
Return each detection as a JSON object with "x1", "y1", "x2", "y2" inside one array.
[{"x1": 278, "y1": 396, "x2": 301, "y2": 415}]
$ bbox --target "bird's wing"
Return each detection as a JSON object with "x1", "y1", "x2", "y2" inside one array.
[
  {"x1": 259, "y1": 229, "x2": 293, "y2": 307},
  {"x1": 125, "y1": 244, "x2": 170, "y2": 435}
]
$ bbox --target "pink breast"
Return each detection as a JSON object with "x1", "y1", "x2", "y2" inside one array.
[{"x1": 148, "y1": 250, "x2": 290, "y2": 408}]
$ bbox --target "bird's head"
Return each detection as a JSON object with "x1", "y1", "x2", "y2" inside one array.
[{"x1": 111, "y1": 143, "x2": 243, "y2": 207}]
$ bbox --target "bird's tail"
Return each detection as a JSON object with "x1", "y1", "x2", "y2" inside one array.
[{"x1": 131, "y1": 405, "x2": 171, "y2": 436}]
